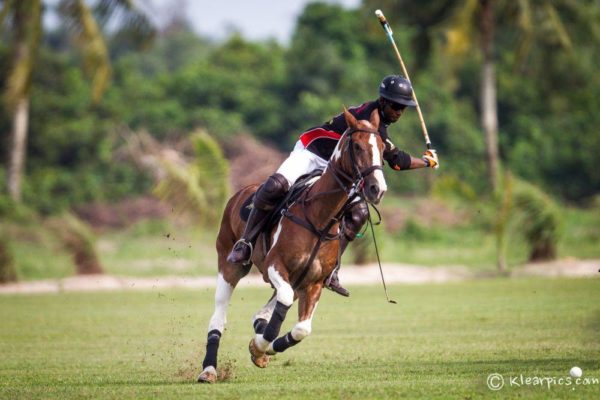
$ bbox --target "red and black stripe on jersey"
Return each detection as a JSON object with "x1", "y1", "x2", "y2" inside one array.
[{"x1": 298, "y1": 100, "x2": 412, "y2": 171}]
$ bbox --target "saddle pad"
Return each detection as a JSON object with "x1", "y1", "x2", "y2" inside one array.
[{"x1": 238, "y1": 169, "x2": 323, "y2": 224}]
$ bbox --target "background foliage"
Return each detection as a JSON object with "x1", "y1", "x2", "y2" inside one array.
[{"x1": 1, "y1": 1, "x2": 598, "y2": 215}]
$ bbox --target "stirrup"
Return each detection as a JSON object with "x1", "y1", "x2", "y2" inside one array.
[
  {"x1": 325, "y1": 266, "x2": 339, "y2": 287},
  {"x1": 233, "y1": 238, "x2": 253, "y2": 265}
]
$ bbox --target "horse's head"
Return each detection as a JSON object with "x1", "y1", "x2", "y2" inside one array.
[{"x1": 330, "y1": 109, "x2": 387, "y2": 204}]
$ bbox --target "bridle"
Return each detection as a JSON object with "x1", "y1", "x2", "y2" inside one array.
[{"x1": 328, "y1": 127, "x2": 384, "y2": 197}]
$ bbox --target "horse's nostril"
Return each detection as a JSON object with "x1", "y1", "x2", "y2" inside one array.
[{"x1": 370, "y1": 184, "x2": 379, "y2": 196}]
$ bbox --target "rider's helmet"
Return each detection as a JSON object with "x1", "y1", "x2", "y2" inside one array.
[{"x1": 379, "y1": 75, "x2": 417, "y2": 107}]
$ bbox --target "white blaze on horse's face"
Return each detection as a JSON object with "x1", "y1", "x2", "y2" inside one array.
[{"x1": 368, "y1": 134, "x2": 387, "y2": 194}]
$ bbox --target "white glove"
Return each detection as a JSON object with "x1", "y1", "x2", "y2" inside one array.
[{"x1": 423, "y1": 149, "x2": 439, "y2": 169}]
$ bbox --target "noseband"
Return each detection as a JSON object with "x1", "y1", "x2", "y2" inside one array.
[{"x1": 329, "y1": 127, "x2": 384, "y2": 196}]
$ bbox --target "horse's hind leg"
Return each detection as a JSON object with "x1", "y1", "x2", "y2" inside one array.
[
  {"x1": 198, "y1": 253, "x2": 251, "y2": 383},
  {"x1": 249, "y1": 263, "x2": 294, "y2": 368},
  {"x1": 266, "y1": 283, "x2": 322, "y2": 356},
  {"x1": 252, "y1": 290, "x2": 277, "y2": 335}
]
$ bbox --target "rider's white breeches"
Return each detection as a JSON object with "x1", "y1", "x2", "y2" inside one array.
[{"x1": 276, "y1": 141, "x2": 328, "y2": 186}]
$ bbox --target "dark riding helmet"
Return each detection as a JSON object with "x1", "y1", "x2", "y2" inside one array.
[{"x1": 379, "y1": 75, "x2": 417, "y2": 107}]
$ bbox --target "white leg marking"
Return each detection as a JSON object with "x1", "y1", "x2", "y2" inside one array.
[
  {"x1": 253, "y1": 295, "x2": 277, "y2": 322},
  {"x1": 201, "y1": 365, "x2": 217, "y2": 377},
  {"x1": 208, "y1": 273, "x2": 233, "y2": 332},
  {"x1": 369, "y1": 135, "x2": 387, "y2": 192},
  {"x1": 291, "y1": 319, "x2": 312, "y2": 341},
  {"x1": 291, "y1": 301, "x2": 319, "y2": 341},
  {"x1": 268, "y1": 265, "x2": 294, "y2": 307},
  {"x1": 254, "y1": 334, "x2": 270, "y2": 352}
]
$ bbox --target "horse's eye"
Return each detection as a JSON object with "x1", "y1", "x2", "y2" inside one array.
[{"x1": 353, "y1": 142, "x2": 361, "y2": 152}]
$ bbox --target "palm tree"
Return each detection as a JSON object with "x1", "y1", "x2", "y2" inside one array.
[
  {"x1": 365, "y1": 0, "x2": 572, "y2": 191},
  {"x1": 442, "y1": 0, "x2": 572, "y2": 191},
  {"x1": 0, "y1": 0, "x2": 153, "y2": 202}
]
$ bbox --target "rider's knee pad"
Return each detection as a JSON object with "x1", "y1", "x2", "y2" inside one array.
[
  {"x1": 254, "y1": 173, "x2": 290, "y2": 210},
  {"x1": 343, "y1": 201, "x2": 368, "y2": 241}
]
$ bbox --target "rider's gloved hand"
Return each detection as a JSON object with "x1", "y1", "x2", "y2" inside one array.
[{"x1": 422, "y1": 149, "x2": 439, "y2": 169}]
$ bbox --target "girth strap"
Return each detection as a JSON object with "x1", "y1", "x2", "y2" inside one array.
[
  {"x1": 283, "y1": 191, "x2": 362, "y2": 289},
  {"x1": 286, "y1": 212, "x2": 341, "y2": 290}
]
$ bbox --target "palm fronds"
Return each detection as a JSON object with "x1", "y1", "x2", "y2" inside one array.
[
  {"x1": 123, "y1": 130, "x2": 230, "y2": 227},
  {"x1": 512, "y1": 177, "x2": 561, "y2": 262},
  {"x1": 45, "y1": 213, "x2": 103, "y2": 275}
]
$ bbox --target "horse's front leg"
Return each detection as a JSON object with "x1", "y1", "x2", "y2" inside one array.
[
  {"x1": 249, "y1": 261, "x2": 294, "y2": 368},
  {"x1": 266, "y1": 282, "x2": 322, "y2": 355},
  {"x1": 198, "y1": 247, "x2": 250, "y2": 383}
]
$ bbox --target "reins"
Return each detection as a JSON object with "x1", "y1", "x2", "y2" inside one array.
[{"x1": 284, "y1": 127, "x2": 384, "y2": 289}]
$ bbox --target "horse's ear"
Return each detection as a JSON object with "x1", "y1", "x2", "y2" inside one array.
[
  {"x1": 343, "y1": 107, "x2": 357, "y2": 128},
  {"x1": 369, "y1": 108, "x2": 380, "y2": 129}
]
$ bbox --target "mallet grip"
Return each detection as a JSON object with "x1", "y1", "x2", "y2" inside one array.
[
  {"x1": 375, "y1": 9, "x2": 387, "y2": 25},
  {"x1": 375, "y1": 9, "x2": 393, "y2": 36}
]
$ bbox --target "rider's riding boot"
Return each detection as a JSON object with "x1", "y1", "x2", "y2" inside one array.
[
  {"x1": 325, "y1": 201, "x2": 368, "y2": 297},
  {"x1": 226, "y1": 205, "x2": 269, "y2": 265},
  {"x1": 325, "y1": 236, "x2": 350, "y2": 297},
  {"x1": 227, "y1": 173, "x2": 290, "y2": 266}
]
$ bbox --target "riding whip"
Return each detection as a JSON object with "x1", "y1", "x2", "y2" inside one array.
[{"x1": 375, "y1": 9, "x2": 432, "y2": 150}]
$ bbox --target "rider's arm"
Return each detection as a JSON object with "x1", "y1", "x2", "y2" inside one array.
[
  {"x1": 383, "y1": 138, "x2": 413, "y2": 170},
  {"x1": 384, "y1": 138, "x2": 437, "y2": 170}
]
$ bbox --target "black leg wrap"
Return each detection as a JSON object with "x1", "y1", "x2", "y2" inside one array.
[
  {"x1": 253, "y1": 318, "x2": 268, "y2": 335},
  {"x1": 343, "y1": 200, "x2": 368, "y2": 241},
  {"x1": 262, "y1": 302, "x2": 291, "y2": 342},
  {"x1": 202, "y1": 329, "x2": 221, "y2": 369},
  {"x1": 272, "y1": 332, "x2": 300, "y2": 353}
]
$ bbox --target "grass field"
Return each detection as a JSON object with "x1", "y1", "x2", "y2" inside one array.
[{"x1": 1, "y1": 277, "x2": 599, "y2": 399}]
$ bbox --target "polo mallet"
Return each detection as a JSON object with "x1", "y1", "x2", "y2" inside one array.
[
  {"x1": 375, "y1": 9, "x2": 432, "y2": 150},
  {"x1": 367, "y1": 205, "x2": 397, "y2": 304}
]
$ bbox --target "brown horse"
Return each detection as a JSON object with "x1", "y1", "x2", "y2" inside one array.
[{"x1": 198, "y1": 109, "x2": 387, "y2": 383}]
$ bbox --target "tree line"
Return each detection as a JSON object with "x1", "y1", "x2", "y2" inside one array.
[{"x1": 1, "y1": 0, "x2": 598, "y2": 216}]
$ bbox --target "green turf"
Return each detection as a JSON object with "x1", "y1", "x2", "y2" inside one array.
[{"x1": 1, "y1": 277, "x2": 599, "y2": 399}]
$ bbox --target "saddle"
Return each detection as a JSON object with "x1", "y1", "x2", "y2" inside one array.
[{"x1": 239, "y1": 169, "x2": 324, "y2": 251}]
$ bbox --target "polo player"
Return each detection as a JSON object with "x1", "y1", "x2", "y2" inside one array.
[{"x1": 227, "y1": 75, "x2": 440, "y2": 296}]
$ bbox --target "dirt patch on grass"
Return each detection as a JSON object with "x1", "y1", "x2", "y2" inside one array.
[{"x1": 217, "y1": 361, "x2": 236, "y2": 382}]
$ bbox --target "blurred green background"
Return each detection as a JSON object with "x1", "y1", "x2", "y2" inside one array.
[{"x1": 1, "y1": 0, "x2": 598, "y2": 282}]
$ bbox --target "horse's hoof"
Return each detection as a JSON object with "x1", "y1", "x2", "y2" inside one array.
[
  {"x1": 248, "y1": 339, "x2": 270, "y2": 368},
  {"x1": 197, "y1": 366, "x2": 217, "y2": 384}
]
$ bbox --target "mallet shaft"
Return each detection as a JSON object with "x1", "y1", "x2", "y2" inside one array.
[{"x1": 375, "y1": 10, "x2": 432, "y2": 149}]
